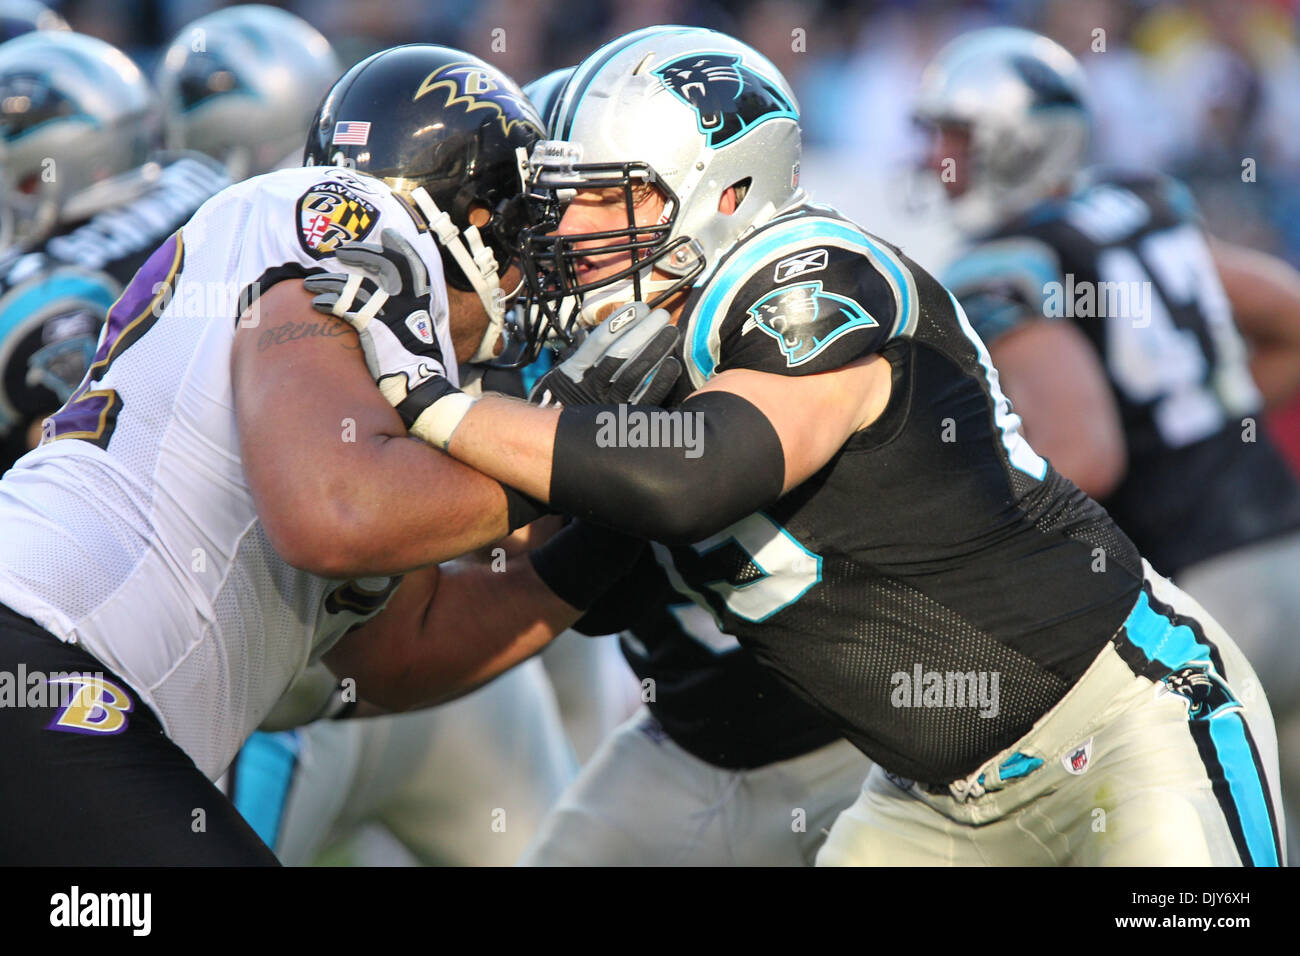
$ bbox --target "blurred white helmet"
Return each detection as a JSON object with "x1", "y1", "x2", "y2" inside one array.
[
  {"x1": 516, "y1": 25, "x2": 803, "y2": 359},
  {"x1": 0, "y1": 31, "x2": 159, "y2": 250},
  {"x1": 155, "y1": 4, "x2": 340, "y2": 179},
  {"x1": 913, "y1": 27, "x2": 1090, "y2": 234}
]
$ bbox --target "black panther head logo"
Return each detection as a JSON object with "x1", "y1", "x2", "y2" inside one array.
[
  {"x1": 745, "y1": 280, "x2": 878, "y2": 367},
  {"x1": 653, "y1": 53, "x2": 797, "y2": 148},
  {"x1": 1162, "y1": 663, "x2": 1240, "y2": 721}
]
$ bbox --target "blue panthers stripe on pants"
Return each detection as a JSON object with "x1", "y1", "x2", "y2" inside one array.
[{"x1": 1119, "y1": 587, "x2": 1282, "y2": 866}]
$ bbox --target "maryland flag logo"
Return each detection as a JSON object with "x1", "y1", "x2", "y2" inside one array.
[{"x1": 297, "y1": 181, "x2": 379, "y2": 258}]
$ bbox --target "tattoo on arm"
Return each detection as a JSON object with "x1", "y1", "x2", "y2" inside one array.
[{"x1": 257, "y1": 318, "x2": 359, "y2": 351}]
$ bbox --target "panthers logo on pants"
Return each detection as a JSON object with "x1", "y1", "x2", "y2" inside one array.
[{"x1": 1161, "y1": 662, "x2": 1241, "y2": 721}]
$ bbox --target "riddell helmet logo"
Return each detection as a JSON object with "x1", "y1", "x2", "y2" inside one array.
[{"x1": 413, "y1": 63, "x2": 543, "y2": 139}]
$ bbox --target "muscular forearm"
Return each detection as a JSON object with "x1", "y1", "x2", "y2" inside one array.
[
  {"x1": 324, "y1": 558, "x2": 579, "y2": 712},
  {"x1": 326, "y1": 433, "x2": 512, "y2": 574},
  {"x1": 235, "y1": 281, "x2": 517, "y2": 577}
]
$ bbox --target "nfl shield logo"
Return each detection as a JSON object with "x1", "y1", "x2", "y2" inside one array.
[
  {"x1": 406, "y1": 312, "x2": 434, "y2": 345},
  {"x1": 1062, "y1": 738, "x2": 1093, "y2": 775}
]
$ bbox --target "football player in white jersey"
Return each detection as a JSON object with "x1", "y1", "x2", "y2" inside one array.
[
  {"x1": 149, "y1": 11, "x2": 579, "y2": 866},
  {"x1": 0, "y1": 44, "x2": 571, "y2": 864}
]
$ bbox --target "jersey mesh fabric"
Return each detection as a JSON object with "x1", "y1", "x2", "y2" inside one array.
[{"x1": 636, "y1": 204, "x2": 1143, "y2": 785}]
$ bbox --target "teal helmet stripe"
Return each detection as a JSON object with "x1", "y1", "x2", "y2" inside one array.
[{"x1": 553, "y1": 24, "x2": 700, "y2": 141}]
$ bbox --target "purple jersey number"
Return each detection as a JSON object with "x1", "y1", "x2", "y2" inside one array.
[{"x1": 45, "y1": 231, "x2": 184, "y2": 450}]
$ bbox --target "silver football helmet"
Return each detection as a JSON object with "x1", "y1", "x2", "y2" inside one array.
[
  {"x1": 0, "y1": 0, "x2": 68, "y2": 41},
  {"x1": 913, "y1": 27, "x2": 1090, "y2": 234},
  {"x1": 155, "y1": 4, "x2": 340, "y2": 180},
  {"x1": 0, "y1": 31, "x2": 159, "y2": 250},
  {"x1": 523, "y1": 66, "x2": 574, "y2": 133},
  {"x1": 516, "y1": 25, "x2": 804, "y2": 361}
]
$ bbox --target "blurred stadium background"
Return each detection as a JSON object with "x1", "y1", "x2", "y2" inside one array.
[{"x1": 47, "y1": 0, "x2": 1300, "y2": 460}]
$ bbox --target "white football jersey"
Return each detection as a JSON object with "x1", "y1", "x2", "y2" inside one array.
[{"x1": 0, "y1": 166, "x2": 454, "y2": 778}]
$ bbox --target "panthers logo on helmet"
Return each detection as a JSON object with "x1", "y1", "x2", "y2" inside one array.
[
  {"x1": 1161, "y1": 663, "x2": 1241, "y2": 721},
  {"x1": 412, "y1": 63, "x2": 543, "y2": 140},
  {"x1": 1008, "y1": 53, "x2": 1084, "y2": 110},
  {"x1": 653, "y1": 53, "x2": 797, "y2": 149},
  {"x1": 743, "y1": 280, "x2": 878, "y2": 367},
  {"x1": 297, "y1": 180, "x2": 378, "y2": 258}
]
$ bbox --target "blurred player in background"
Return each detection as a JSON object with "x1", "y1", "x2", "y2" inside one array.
[
  {"x1": 916, "y1": 26, "x2": 1300, "y2": 857},
  {"x1": 0, "y1": 0, "x2": 64, "y2": 42},
  {"x1": 0, "y1": 29, "x2": 228, "y2": 470},
  {"x1": 154, "y1": 4, "x2": 339, "y2": 180}
]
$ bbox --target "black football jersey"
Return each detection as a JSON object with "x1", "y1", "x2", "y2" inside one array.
[
  {"x1": 572, "y1": 548, "x2": 843, "y2": 770},
  {"x1": 562, "y1": 202, "x2": 1145, "y2": 786},
  {"x1": 943, "y1": 170, "x2": 1300, "y2": 575}
]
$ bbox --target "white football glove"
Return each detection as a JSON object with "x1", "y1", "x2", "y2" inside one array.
[{"x1": 306, "y1": 228, "x2": 474, "y2": 447}]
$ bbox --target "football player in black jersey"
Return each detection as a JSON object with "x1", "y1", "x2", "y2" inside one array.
[
  {"x1": 510, "y1": 65, "x2": 869, "y2": 866},
  {"x1": 914, "y1": 26, "x2": 1300, "y2": 859},
  {"x1": 0, "y1": 30, "x2": 229, "y2": 470},
  {"x1": 317, "y1": 26, "x2": 1284, "y2": 865}
]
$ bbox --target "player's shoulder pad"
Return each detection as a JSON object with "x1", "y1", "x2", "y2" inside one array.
[
  {"x1": 232, "y1": 166, "x2": 418, "y2": 262},
  {"x1": 1060, "y1": 166, "x2": 1201, "y2": 243},
  {"x1": 682, "y1": 205, "x2": 919, "y2": 384},
  {"x1": 941, "y1": 235, "x2": 1064, "y2": 344}
]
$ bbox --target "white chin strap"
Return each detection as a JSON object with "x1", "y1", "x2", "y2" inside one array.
[{"x1": 409, "y1": 186, "x2": 507, "y2": 364}]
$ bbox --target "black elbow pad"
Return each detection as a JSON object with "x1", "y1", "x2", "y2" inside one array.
[{"x1": 549, "y1": 390, "x2": 785, "y2": 544}]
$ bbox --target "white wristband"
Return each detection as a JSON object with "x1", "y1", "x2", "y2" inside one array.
[{"x1": 410, "y1": 391, "x2": 478, "y2": 450}]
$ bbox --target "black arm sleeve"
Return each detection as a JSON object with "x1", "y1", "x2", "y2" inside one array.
[
  {"x1": 548, "y1": 390, "x2": 786, "y2": 546},
  {"x1": 570, "y1": 546, "x2": 677, "y2": 636},
  {"x1": 527, "y1": 519, "x2": 648, "y2": 611}
]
